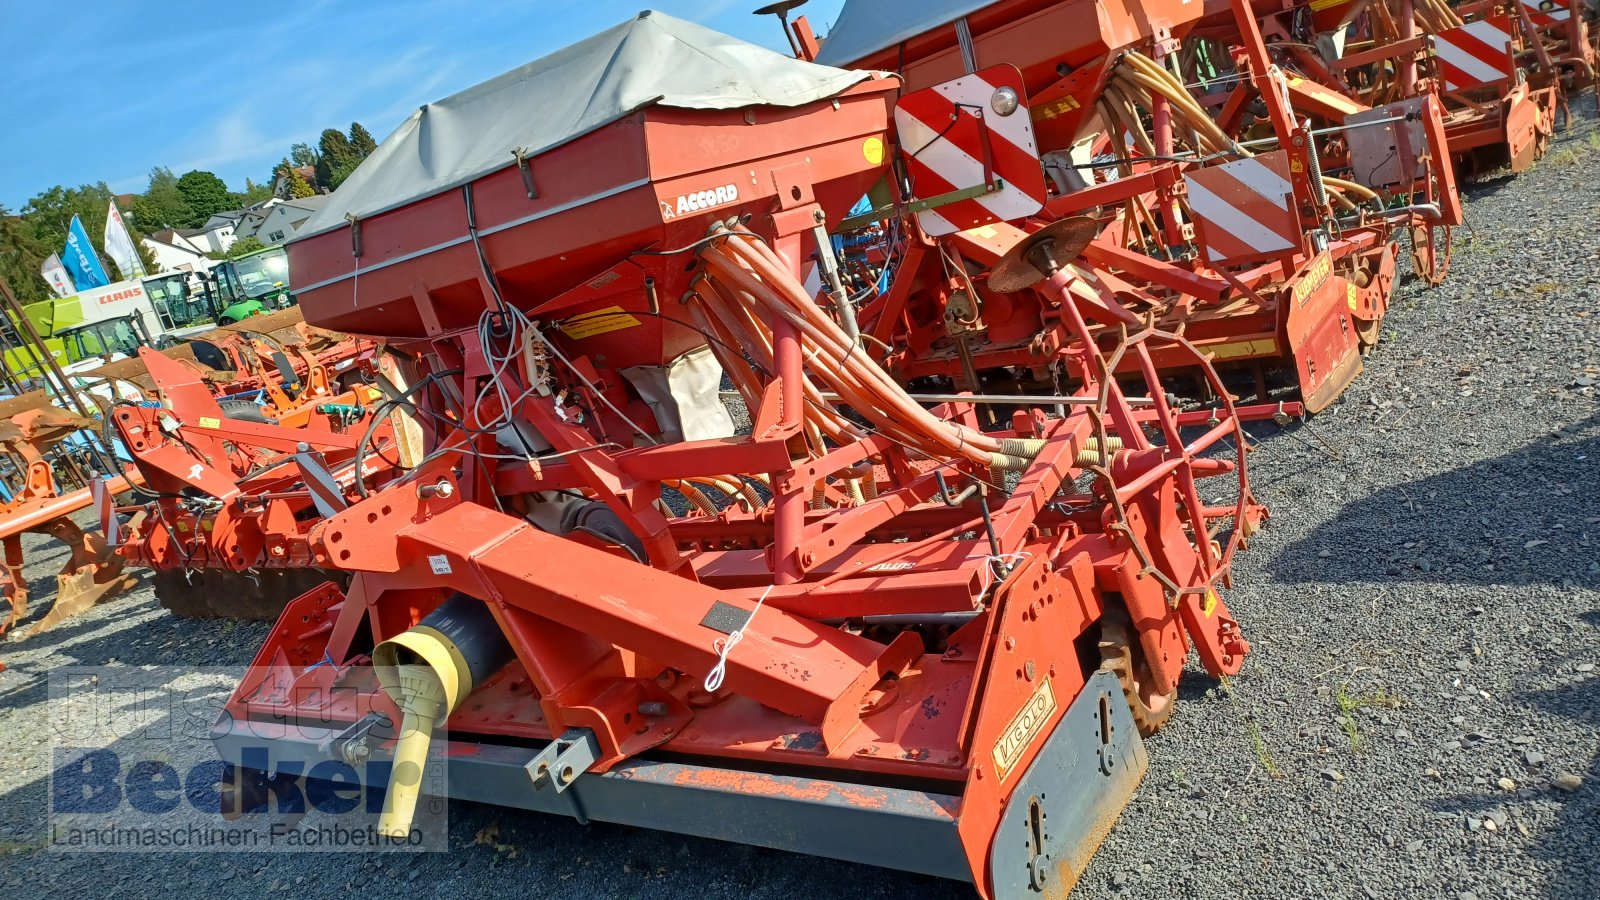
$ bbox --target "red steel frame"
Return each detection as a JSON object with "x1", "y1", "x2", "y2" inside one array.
[
  {"x1": 107, "y1": 63, "x2": 1270, "y2": 897},
  {"x1": 1318, "y1": 0, "x2": 1562, "y2": 174},
  {"x1": 826, "y1": 0, "x2": 1460, "y2": 416}
]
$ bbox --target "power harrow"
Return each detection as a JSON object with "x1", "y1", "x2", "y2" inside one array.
[
  {"x1": 107, "y1": 13, "x2": 1270, "y2": 896},
  {"x1": 0, "y1": 306, "x2": 377, "y2": 635},
  {"x1": 811, "y1": 0, "x2": 1461, "y2": 415},
  {"x1": 105, "y1": 346, "x2": 394, "y2": 620}
]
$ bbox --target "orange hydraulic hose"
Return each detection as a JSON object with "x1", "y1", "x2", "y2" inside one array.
[
  {"x1": 707, "y1": 239, "x2": 1009, "y2": 466},
  {"x1": 705, "y1": 280, "x2": 865, "y2": 447},
  {"x1": 702, "y1": 249, "x2": 985, "y2": 466}
]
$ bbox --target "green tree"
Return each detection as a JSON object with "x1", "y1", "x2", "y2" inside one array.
[
  {"x1": 129, "y1": 167, "x2": 192, "y2": 232},
  {"x1": 0, "y1": 203, "x2": 54, "y2": 303},
  {"x1": 349, "y1": 121, "x2": 378, "y2": 156},
  {"x1": 22, "y1": 182, "x2": 115, "y2": 243},
  {"x1": 215, "y1": 235, "x2": 264, "y2": 260},
  {"x1": 22, "y1": 183, "x2": 118, "y2": 284},
  {"x1": 290, "y1": 143, "x2": 320, "y2": 168},
  {"x1": 241, "y1": 178, "x2": 274, "y2": 205},
  {"x1": 285, "y1": 170, "x2": 316, "y2": 199},
  {"x1": 10, "y1": 183, "x2": 157, "y2": 291},
  {"x1": 315, "y1": 129, "x2": 358, "y2": 190},
  {"x1": 175, "y1": 170, "x2": 236, "y2": 227}
]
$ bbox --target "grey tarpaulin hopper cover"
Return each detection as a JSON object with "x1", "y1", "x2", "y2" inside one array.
[
  {"x1": 815, "y1": 0, "x2": 995, "y2": 67},
  {"x1": 297, "y1": 10, "x2": 872, "y2": 239}
]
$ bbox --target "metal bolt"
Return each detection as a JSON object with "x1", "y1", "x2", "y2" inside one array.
[
  {"x1": 417, "y1": 480, "x2": 454, "y2": 499},
  {"x1": 1024, "y1": 659, "x2": 1036, "y2": 682},
  {"x1": 270, "y1": 545, "x2": 286, "y2": 557}
]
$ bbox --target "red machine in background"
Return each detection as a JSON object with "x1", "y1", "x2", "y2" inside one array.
[
  {"x1": 810, "y1": 0, "x2": 1460, "y2": 414},
  {"x1": 108, "y1": 346, "x2": 394, "y2": 619},
  {"x1": 1284, "y1": 0, "x2": 1564, "y2": 176},
  {"x1": 1516, "y1": 0, "x2": 1597, "y2": 92},
  {"x1": 0, "y1": 406, "x2": 140, "y2": 639},
  {"x1": 111, "y1": 14, "x2": 1269, "y2": 896}
]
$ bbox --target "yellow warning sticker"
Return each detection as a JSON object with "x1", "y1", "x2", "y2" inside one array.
[
  {"x1": 992, "y1": 678, "x2": 1057, "y2": 780},
  {"x1": 1347, "y1": 284, "x2": 1360, "y2": 311},
  {"x1": 560, "y1": 306, "x2": 642, "y2": 340},
  {"x1": 862, "y1": 136, "x2": 886, "y2": 166},
  {"x1": 1202, "y1": 588, "x2": 1219, "y2": 618},
  {"x1": 1031, "y1": 95, "x2": 1082, "y2": 121},
  {"x1": 1210, "y1": 338, "x2": 1279, "y2": 360},
  {"x1": 197, "y1": 416, "x2": 221, "y2": 429}
]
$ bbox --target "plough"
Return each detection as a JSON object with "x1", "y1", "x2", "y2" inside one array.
[
  {"x1": 0, "y1": 406, "x2": 140, "y2": 639},
  {"x1": 107, "y1": 13, "x2": 1270, "y2": 896}
]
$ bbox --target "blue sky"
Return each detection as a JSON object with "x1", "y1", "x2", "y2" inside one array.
[{"x1": 0, "y1": 0, "x2": 845, "y2": 210}]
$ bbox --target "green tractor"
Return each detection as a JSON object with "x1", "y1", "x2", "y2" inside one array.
[{"x1": 209, "y1": 245, "x2": 294, "y2": 324}]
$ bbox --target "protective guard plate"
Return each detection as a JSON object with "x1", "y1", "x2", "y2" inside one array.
[
  {"x1": 894, "y1": 65, "x2": 1046, "y2": 236},
  {"x1": 989, "y1": 668, "x2": 1147, "y2": 898}
]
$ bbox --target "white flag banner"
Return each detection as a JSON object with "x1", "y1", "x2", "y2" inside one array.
[
  {"x1": 41, "y1": 252, "x2": 75, "y2": 298},
  {"x1": 103, "y1": 200, "x2": 146, "y2": 279}
]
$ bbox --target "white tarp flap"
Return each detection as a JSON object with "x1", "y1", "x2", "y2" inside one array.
[
  {"x1": 298, "y1": 10, "x2": 872, "y2": 239},
  {"x1": 815, "y1": 0, "x2": 993, "y2": 67}
]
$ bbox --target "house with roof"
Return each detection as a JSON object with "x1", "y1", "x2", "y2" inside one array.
[
  {"x1": 191, "y1": 209, "x2": 248, "y2": 254},
  {"x1": 234, "y1": 196, "x2": 328, "y2": 246},
  {"x1": 272, "y1": 164, "x2": 322, "y2": 199},
  {"x1": 142, "y1": 229, "x2": 215, "y2": 274}
]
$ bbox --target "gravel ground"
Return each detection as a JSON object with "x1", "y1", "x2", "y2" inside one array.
[{"x1": 1, "y1": 105, "x2": 1596, "y2": 899}]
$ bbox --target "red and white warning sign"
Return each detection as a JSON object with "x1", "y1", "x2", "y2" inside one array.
[
  {"x1": 893, "y1": 64, "x2": 1047, "y2": 237},
  {"x1": 1431, "y1": 17, "x2": 1515, "y2": 93},
  {"x1": 1520, "y1": 0, "x2": 1573, "y2": 30},
  {"x1": 1184, "y1": 151, "x2": 1304, "y2": 265}
]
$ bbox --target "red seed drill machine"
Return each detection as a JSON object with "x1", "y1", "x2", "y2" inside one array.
[
  {"x1": 109, "y1": 12, "x2": 1269, "y2": 897},
  {"x1": 810, "y1": 0, "x2": 1461, "y2": 415}
]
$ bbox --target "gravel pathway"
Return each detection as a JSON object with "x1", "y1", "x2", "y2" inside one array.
[{"x1": 1, "y1": 105, "x2": 1595, "y2": 900}]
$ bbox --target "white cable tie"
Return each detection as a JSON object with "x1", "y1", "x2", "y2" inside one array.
[
  {"x1": 704, "y1": 584, "x2": 774, "y2": 693},
  {"x1": 979, "y1": 551, "x2": 1032, "y2": 579}
]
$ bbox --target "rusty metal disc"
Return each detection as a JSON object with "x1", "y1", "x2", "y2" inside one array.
[{"x1": 986, "y1": 216, "x2": 1100, "y2": 294}]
